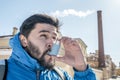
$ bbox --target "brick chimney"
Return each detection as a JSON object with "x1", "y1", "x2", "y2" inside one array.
[
  {"x1": 12, "y1": 27, "x2": 18, "y2": 35},
  {"x1": 97, "y1": 10, "x2": 106, "y2": 68}
]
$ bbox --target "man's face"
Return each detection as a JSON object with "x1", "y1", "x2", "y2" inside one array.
[{"x1": 23, "y1": 23, "x2": 58, "y2": 69}]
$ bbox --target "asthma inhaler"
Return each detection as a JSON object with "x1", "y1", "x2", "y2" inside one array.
[{"x1": 48, "y1": 41, "x2": 60, "y2": 56}]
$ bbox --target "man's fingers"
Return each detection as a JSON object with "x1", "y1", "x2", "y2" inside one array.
[{"x1": 61, "y1": 37, "x2": 77, "y2": 47}]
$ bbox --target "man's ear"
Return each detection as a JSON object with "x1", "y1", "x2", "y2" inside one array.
[{"x1": 19, "y1": 34, "x2": 28, "y2": 47}]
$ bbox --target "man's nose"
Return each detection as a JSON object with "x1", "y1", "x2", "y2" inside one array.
[{"x1": 46, "y1": 39, "x2": 54, "y2": 48}]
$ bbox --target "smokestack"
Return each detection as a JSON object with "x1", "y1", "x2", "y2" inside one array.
[
  {"x1": 12, "y1": 27, "x2": 18, "y2": 35},
  {"x1": 97, "y1": 10, "x2": 106, "y2": 68}
]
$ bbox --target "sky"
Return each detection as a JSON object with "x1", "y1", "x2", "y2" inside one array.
[{"x1": 0, "y1": 0, "x2": 120, "y2": 66}]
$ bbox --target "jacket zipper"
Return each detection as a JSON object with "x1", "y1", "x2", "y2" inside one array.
[{"x1": 36, "y1": 69, "x2": 40, "y2": 80}]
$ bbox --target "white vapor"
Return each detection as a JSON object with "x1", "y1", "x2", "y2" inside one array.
[{"x1": 50, "y1": 9, "x2": 95, "y2": 18}]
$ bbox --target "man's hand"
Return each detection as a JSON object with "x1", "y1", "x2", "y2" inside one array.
[{"x1": 53, "y1": 37, "x2": 87, "y2": 71}]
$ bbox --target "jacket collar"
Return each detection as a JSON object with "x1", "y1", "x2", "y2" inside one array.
[{"x1": 9, "y1": 33, "x2": 45, "y2": 71}]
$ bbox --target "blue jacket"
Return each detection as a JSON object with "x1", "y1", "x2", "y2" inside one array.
[{"x1": 7, "y1": 33, "x2": 96, "y2": 80}]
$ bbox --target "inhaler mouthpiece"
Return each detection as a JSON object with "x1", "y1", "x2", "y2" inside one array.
[{"x1": 48, "y1": 41, "x2": 60, "y2": 56}]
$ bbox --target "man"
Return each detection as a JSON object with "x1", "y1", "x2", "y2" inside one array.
[{"x1": 6, "y1": 14, "x2": 96, "y2": 80}]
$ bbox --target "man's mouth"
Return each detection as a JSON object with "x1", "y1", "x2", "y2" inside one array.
[{"x1": 44, "y1": 48, "x2": 52, "y2": 56}]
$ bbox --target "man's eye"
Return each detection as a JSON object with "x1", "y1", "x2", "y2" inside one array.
[
  {"x1": 53, "y1": 37, "x2": 58, "y2": 42},
  {"x1": 52, "y1": 36, "x2": 57, "y2": 40},
  {"x1": 40, "y1": 34, "x2": 47, "y2": 39}
]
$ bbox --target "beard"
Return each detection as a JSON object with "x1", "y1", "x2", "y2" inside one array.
[{"x1": 25, "y1": 41, "x2": 55, "y2": 70}]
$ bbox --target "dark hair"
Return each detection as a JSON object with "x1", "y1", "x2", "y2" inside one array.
[{"x1": 20, "y1": 14, "x2": 60, "y2": 38}]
